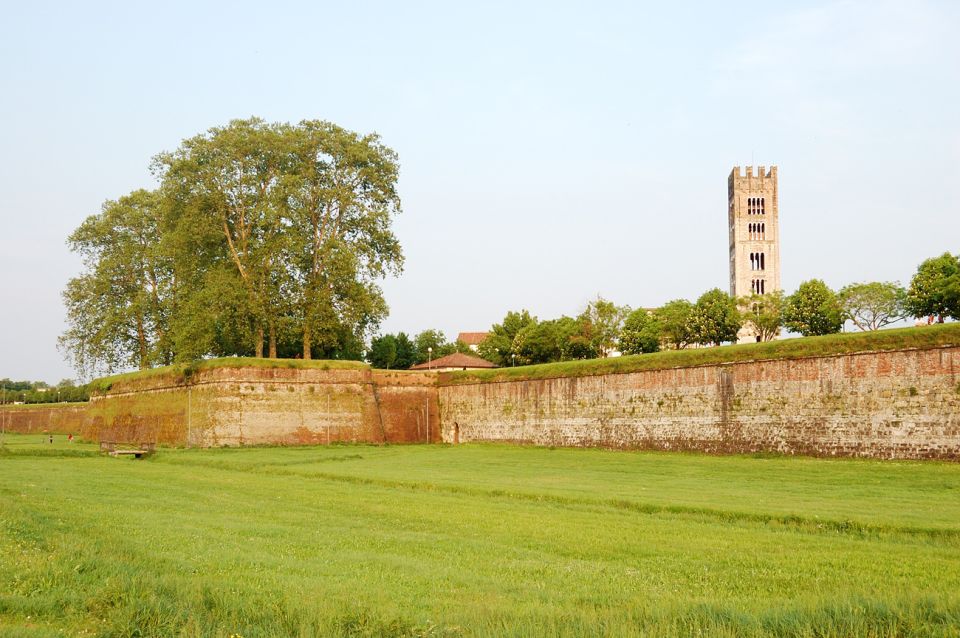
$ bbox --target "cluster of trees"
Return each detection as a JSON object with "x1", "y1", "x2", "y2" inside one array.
[
  {"x1": 61, "y1": 118, "x2": 403, "y2": 378},
  {"x1": 367, "y1": 330, "x2": 472, "y2": 369},
  {"x1": 473, "y1": 291, "x2": 743, "y2": 366},
  {"x1": 468, "y1": 251, "x2": 960, "y2": 366},
  {"x1": 0, "y1": 379, "x2": 89, "y2": 404},
  {"x1": 475, "y1": 299, "x2": 628, "y2": 366}
]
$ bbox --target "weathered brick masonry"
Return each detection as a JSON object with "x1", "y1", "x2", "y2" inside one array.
[
  {"x1": 85, "y1": 366, "x2": 438, "y2": 446},
  {"x1": 0, "y1": 404, "x2": 94, "y2": 435},
  {"x1": 8, "y1": 345, "x2": 959, "y2": 458},
  {"x1": 437, "y1": 346, "x2": 960, "y2": 459}
]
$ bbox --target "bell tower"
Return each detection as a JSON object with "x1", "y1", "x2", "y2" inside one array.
[{"x1": 728, "y1": 165, "x2": 781, "y2": 342}]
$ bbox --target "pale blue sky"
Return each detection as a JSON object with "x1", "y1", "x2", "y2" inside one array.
[{"x1": 1, "y1": 1, "x2": 958, "y2": 381}]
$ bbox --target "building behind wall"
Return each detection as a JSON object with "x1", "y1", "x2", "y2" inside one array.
[{"x1": 728, "y1": 166, "x2": 781, "y2": 343}]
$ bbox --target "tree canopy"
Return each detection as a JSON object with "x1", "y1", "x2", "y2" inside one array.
[
  {"x1": 61, "y1": 118, "x2": 403, "y2": 377},
  {"x1": 619, "y1": 309, "x2": 661, "y2": 355},
  {"x1": 906, "y1": 253, "x2": 960, "y2": 322},
  {"x1": 688, "y1": 289, "x2": 741, "y2": 346},
  {"x1": 783, "y1": 279, "x2": 843, "y2": 337},
  {"x1": 838, "y1": 282, "x2": 907, "y2": 331},
  {"x1": 738, "y1": 291, "x2": 784, "y2": 342}
]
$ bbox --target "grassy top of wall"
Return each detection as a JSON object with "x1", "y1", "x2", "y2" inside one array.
[
  {"x1": 441, "y1": 323, "x2": 960, "y2": 385},
  {"x1": 90, "y1": 357, "x2": 371, "y2": 393},
  {"x1": 0, "y1": 402, "x2": 90, "y2": 411}
]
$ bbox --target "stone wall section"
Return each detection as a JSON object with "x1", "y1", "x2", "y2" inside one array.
[
  {"x1": 0, "y1": 405, "x2": 93, "y2": 435},
  {"x1": 438, "y1": 346, "x2": 960, "y2": 459},
  {"x1": 88, "y1": 366, "x2": 439, "y2": 446}
]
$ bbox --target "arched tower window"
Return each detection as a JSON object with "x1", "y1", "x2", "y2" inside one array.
[
  {"x1": 760, "y1": 253, "x2": 765, "y2": 270},
  {"x1": 749, "y1": 253, "x2": 755, "y2": 270}
]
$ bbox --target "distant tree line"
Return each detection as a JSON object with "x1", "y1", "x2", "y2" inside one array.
[
  {"x1": 0, "y1": 379, "x2": 89, "y2": 404},
  {"x1": 61, "y1": 118, "x2": 403, "y2": 378},
  {"x1": 455, "y1": 251, "x2": 960, "y2": 366}
]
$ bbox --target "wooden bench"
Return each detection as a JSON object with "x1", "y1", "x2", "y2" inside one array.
[{"x1": 100, "y1": 441, "x2": 156, "y2": 459}]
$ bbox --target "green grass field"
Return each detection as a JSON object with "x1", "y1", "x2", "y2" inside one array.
[{"x1": 2, "y1": 434, "x2": 959, "y2": 637}]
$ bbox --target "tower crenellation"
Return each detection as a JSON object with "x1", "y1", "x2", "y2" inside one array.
[{"x1": 728, "y1": 165, "x2": 781, "y2": 342}]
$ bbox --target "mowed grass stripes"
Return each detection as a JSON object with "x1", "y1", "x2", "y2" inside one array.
[{"x1": 1, "y1": 435, "x2": 959, "y2": 637}]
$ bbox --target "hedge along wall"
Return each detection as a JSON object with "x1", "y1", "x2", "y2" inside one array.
[
  {"x1": 0, "y1": 404, "x2": 94, "y2": 435},
  {"x1": 437, "y1": 345, "x2": 960, "y2": 460},
  {"x1": 86, "y1": 364, "x2": 439, "y2": 446}
]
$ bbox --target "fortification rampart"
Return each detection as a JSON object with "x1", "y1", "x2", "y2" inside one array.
[
  {"x1": 437, "y1": 345, "x2": 960, "y2": 460},
  {"x1": 0, "y1": 403, "x2": 94, "y2": 435},
  {"x1": 8, "y1": 328, "x2": 959, "y2": 458},
  {"x1": 86, "y1": 365, "x2": 439, "y2": 446}
]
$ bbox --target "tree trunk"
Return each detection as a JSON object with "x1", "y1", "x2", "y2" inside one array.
[
  {"x1": 136, "y1": 315, "x2": 149, "y2": 370},
  {"x1": 269, "y1": 322, "x2": 277, "y2": 358},
  {"x1": 303, "y1": 324, "x2": 312, "y2": 360},
  {"x1": 255, "y1": 326, "x2": 264, "y2": 358}
]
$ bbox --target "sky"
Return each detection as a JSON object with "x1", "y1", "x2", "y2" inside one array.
[{"x1": 1, "y1": 0, "x2": 958, "y2": 382}]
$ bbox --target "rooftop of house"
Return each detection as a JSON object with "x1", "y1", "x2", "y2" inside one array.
[
  {"x1": 410, "y1": 352, "x2": 497, "y2": 370},
  {"x1": 456, "y1": 331, "x2": 489, "y2": 345}
]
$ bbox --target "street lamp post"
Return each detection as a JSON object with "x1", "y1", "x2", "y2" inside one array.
[
  {"x1": 427, "y1": 346, "x2": 433, "y2": 369},
  {"x1": 511, "y1": 353, "x2": 516, "y2": 367}
]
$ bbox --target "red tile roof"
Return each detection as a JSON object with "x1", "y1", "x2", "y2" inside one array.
[
  {"x1": 410, "y1": 352, "x2": 497, "y2": 370},
  {"x1": 456, "y1": 331, "x2": 489, "y2": 345}
]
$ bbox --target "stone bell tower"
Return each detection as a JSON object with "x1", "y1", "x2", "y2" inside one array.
[{"x1": 728, "y1": 165, "x2": 781, "y2": 342}]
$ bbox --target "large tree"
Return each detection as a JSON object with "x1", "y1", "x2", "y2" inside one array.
[
  {"x1": 689, "y1": 288, "x2": 741, "y2": 346},
  {"x1": 156, "y1": 118, "x2": 290, "y2": 358},
  {"x1": 62, "y1": 118, "x2": 403, "y2": 373},
  {"x1": 578, "y1": 296, "x2": 629, "y2": 357},
  {"x1": 393, "y1": 332, "x2": 417, "y2": 370},
  {"x1": 653, "y1": 299, "x2": 694, "y2": 349},
  {"x1": 477, "y1": 310, "x2": 537, "y2": 366},
  {"x1": 906, "y1": 253, "x2": 960, "y2": 322},
  {"x1": 60, "y1": 189, "x2": 174, "y2": 376},
  {"x1": 412, "y1": 329, "x2": 457, "y2": 364},
  {"x1": 154, "y1": 118, "x2": 402, "y2": 360},
  {"x1": 368, "y1": 334, "x2": 398, "y2": 369},
  {"x1": 783, "y1": 279, "x2": 843, "y2": 336},
  {"x1": 738, "y1": 291, "x2": 784, "y2": 342},
  {"x1": 285, "y1": 120, "x2": 403, "y2": 359},
  {"x1": 838, "y1": 282, "x2": 907, "y2": 331},
  {"x1": 619, "y1": 309, "x2": 661, "y2": 354},
  {"x1": 515, "y1": 316, "x2": 594, "y2": 364}
]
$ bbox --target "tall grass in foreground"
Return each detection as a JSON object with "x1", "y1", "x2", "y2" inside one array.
[{"x1": 1, "y1": 436, "x2": 959, "y2": 637}]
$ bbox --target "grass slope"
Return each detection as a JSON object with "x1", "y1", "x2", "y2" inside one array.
[
  {"x1": 90, "y1": 357, "x2": 372, "y2": 393},
  {"x1": 0, "y1": 402, "x2": 89, "y2": 411},
  {"x1": 443, "y1": 322, "x2": 960, "y2": 384},
  {"x1": 1, "y1": 434, "x2": 959, "y2": 637}
]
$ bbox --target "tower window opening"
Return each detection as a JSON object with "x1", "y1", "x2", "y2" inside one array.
[
  {"x1": 761, "y1": 222, "x2": 765, "y2": 239},
  {"x1": 760, "y1": 253, "x2": 765, "y2": 270},
  {"x1": 749, "y1": 252, "x2": 755, "y2": 270},
  {"x1": 761, "y1": 279, "x2": 765, "y2": 294}
]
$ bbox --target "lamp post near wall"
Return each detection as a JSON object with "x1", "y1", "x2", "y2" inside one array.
[
  {"x1": 427, "y1": 347, "x2": 432, "y2": 370},
  {"x1": 511, "y1": 353, "x2": 516, "y2": 367}
]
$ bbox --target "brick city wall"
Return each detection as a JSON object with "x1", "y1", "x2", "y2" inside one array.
[
  {"x1": 85, "y1": 366, "x2": 438, "y2": 446},
  {"x1": 0, "y1": 404, "x2": 94, "y2": 435},
  {"x1": 438, "y1": 346, "x2": 960, "y2": 460}
]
